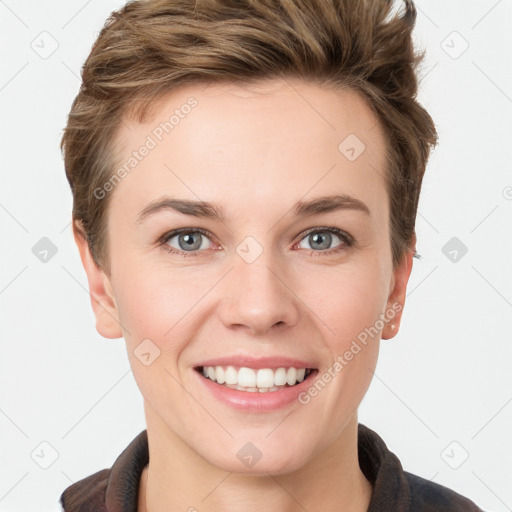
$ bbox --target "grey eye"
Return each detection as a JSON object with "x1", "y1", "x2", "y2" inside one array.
[
  {"x1": 298, "y1": 230, "x2": 344, "y2": 251},
  {"x1": 167, "y1": 231, "x2": 212, "y2": 252}
]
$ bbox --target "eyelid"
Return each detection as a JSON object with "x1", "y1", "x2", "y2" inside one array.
[{"x1": 157, "y1": 227, "x2": 216, "y2": 245}]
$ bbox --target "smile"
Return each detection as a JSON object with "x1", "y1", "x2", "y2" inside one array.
[{"x1": 196, "y1": 365, "x2": 316, "y2": 393}]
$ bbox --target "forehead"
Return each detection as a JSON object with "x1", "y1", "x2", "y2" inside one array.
[{"x1": 110, "y1": 79, "x2": 389, "y2": 219}]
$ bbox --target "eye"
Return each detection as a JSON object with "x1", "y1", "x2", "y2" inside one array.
[
  {"x1": 160, "y1": 228, "x2": 215, "y2": 257},
  {"x1": 295, "y1": 227, "x2": 354, "y2": 256},
  {"x1": 159, "y1": 226, "x2": 354, "y2": 258}
]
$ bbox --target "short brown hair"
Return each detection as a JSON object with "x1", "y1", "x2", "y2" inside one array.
[{"x1": 62, "y1": 0, "x2": 438, "y2": 274}]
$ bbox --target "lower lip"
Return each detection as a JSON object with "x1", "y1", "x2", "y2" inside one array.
[{"x1": 194, "y1": 368, "x2": 319, "y2": 412}]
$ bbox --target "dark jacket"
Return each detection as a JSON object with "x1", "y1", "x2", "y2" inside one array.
[{"x1": 59, "y1": 423, "x2": 483, "y2": 511}]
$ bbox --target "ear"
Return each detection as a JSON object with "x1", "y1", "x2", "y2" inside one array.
[
  {"x1": 381, "y1": 238, "x2": 415, "y2": 340},
  {"x1": 72, "y1": 220, "x2": 123, "y2": 339}
]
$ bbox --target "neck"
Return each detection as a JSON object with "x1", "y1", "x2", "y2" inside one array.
[{"x1": 138, "y1": 408, "x2": 373, "y2": 512}]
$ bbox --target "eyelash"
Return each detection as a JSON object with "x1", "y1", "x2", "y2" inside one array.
[{"x1": 158, "y1": 227, "x2": 355, "y2": 258}]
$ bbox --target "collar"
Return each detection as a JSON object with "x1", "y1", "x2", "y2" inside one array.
[{"x1": 60, "y1": 423, "x2": 481, "y2": 512}]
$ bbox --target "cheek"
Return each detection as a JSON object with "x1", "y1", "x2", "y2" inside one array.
[
  {"x1": 113, "y1": 271, "x2": 194, "y2": 403},
  {"x1": 112, "y1": 264, "x2": 213, "y2": 351},
  {"x1": 301, "y1": 260, "x2": 389, "y2": 344},
  {"x1": 297, "y1": 260, "x2": 386, "y2": 401}
]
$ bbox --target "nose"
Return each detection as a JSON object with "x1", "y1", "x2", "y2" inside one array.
[{"x1": 218, "y1": 250, "x2": 300, "y2": 335}]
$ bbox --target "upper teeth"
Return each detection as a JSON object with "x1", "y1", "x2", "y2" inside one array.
[{"x1": 202, "y1": 366, "x2": 309, "y2": 388}]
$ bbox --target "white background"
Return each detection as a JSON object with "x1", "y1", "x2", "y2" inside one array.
[{"x1": 1, "y1": 1, "x2": 511, "y2": 511}]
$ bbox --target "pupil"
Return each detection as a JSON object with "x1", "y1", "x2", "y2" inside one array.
[
  {"x1": 180, "y1": 233, "x2": 201, "y2": 250},
  {"x1": 311, "y1": 232, "x2": 331, "y2": 250}
]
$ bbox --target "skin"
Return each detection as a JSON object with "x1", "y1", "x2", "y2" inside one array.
[{"x1": 74, "y1": 78, "x2": 413, "y2": 512}]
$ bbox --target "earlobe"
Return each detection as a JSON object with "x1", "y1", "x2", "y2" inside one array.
[
  {"x1": 72, "y1": 220, "x2": 123, "y2": 339},
  {"x1": 381, "y1": 247, "x2": 414, "y2": 340}
]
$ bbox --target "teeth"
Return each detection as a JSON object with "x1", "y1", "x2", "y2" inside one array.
[
  {"x1": 216, "y1": 366, "x2": 226, "y2": 384},
  {"x1": 274, "y1": 367, "x2": 287, "y2": 386},
  {"x1": 286, "y1": 367, "x2": 297, "y2": 386},
  {"x1": 200, "y1": 365, "x2": 312, "y2": 391},
  {"x1": 225, "y1": 366, "x2": 237, "y2": 385},
  {"x1": 238, "y1": 367, "x2": 256, "y2": 387},
  {"x1": 256, "y1": 368, "x2": 274, "y2": 388}
]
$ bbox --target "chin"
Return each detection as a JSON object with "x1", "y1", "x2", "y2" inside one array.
[{"x1": 203, "y1": 442, "x2": 312, "y2": 476}]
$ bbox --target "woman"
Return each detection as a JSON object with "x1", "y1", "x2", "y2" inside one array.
[{"x1": 59, "y1": 0, "x2": 483, "y2": 510}]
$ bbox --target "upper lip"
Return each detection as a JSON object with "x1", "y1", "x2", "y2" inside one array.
[{"x1": 194, "y1": 356, "x2": 318, "y2": 370}]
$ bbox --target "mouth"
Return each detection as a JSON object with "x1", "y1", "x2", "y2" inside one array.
[{"x1": 194, "y1": 365, "x2": 318, "y2": 393}]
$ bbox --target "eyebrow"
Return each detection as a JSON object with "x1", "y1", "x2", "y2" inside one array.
[{"x1": 136, "y1": 194, "x2": 370, "y2": 224}]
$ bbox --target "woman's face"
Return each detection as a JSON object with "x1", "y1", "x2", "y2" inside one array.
[{"x1": 78, "y1": 78, "x2": 411, "y2": 474}]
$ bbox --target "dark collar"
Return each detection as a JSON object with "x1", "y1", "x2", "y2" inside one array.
[{"x1": 60, "y1": 423, "x2": 482, "y2": 512}]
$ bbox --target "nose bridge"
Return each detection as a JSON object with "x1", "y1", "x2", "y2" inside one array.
[{"x1": 220, "y1": 237, "x2": 299, "y2": 333}]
